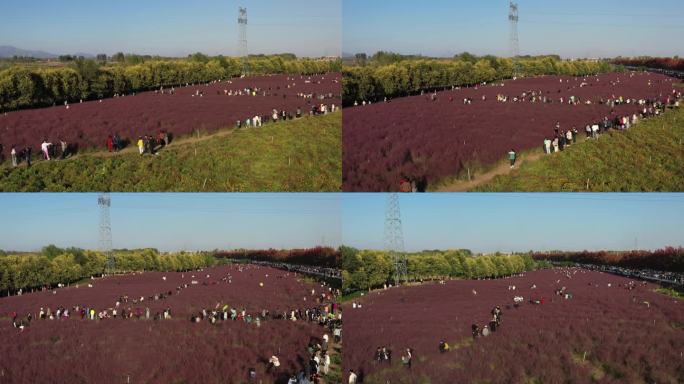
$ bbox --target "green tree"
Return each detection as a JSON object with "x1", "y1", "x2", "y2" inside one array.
[
  {"x1": 42, "y1": 244, "x2": 65, "y2": 259},
  {"x1": 51, "y1": 254, "x2": 82, "y2": 284}
]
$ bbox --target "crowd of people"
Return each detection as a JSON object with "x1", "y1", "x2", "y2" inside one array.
[
  {"x1": 0, "y1": 139, "x2": 73, "y2": 168},
  {"x1": 2, "y1": 75, "x2": 340, "y2": 169},
  {"x1": 10, "y1": 300, "x2": 173, "y2": 332},
  {"x1": 540, "y1": 90, "x2": 681, "y2": 156},
  {"x1": 134, "y1": 130, "x2": 171, "y2": 155},
  {"x1": 235, "y1": 102, "x2": 337, "y2": 130},
  {"x1": 7, "y1": 264, "x2": 343, "y2": 382}
]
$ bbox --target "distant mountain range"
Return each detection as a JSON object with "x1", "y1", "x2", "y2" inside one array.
[{"x1": 0, "y1": 45, "x2": 95, "y2": 59}]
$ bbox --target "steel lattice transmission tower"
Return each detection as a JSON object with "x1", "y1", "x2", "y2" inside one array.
[
  {"x1": 509, "y1": 1, "x2": 520, "y2": 58},
  {"x1": 98, "y1": 193, "x2": 115, "y2": 274},
  {"x1": 509, "y1": 1, "x2": 521, "y2": 76},
  {"x1": 384, "y1": 193, "x2": 407, "y2": 286},
  {"x1": 238, "y1": 6, "x2": 249, "y2": 75}
]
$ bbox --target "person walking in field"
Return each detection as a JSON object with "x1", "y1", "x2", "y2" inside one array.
[
  {"x1": 482, "y1": 324, "x2": 491, "y2": 336},
  {"x1": 348, "y1": 369, "x2": 358, "y2": 384},
  {"x1": 24, "y1": 147, "x2": 32, "y2": 167},
  {"x1": 543, "y1": 138, "x2": 551, "y2": 154},
  {"x1": 137, "y1": 137, "x2": 144, "y2": 155},
  {"x1": 402, "y1": 348, "x2": 413, "y2": 368},
  {"x1": 41, "y1": 140, "x2": 52, "y2": 160},
  {"x1": 472, "y1": 323, "x2": 481, "y2": 338},
  {"x1": 60, "y1": 140, "x2": 68, "y2": 159},
  {"x1": 144, "y1": 135, "x2": 152, "y2": 154},
  {"x1": 508, "y1": 149, "x2": 517, "y2": 168},
  {"x1": 11, "y1": 146, "x2": 17, "y2": 167},
  {"x1": 322, "y1": 352, "x2": 330, "y2": 375},
  {"x1": 267, "y1": 355, "x2": 280, "y2": 373},
  {"x1": 113, "y1": 133, "x2": 121, "y2": 152}
]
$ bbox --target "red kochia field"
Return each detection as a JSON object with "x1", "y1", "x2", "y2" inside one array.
[
  {"x1": 0, "y1": 265, "x2": 331, "y2": 384},
  {"x1": 343, "y1": 72, "x2": 678, "y2": 191},
  {"x1": 343, "y1": 268, "x2": 684, "y2": 384},
  {"x1": 0, "y1": 73, "x2": 341, "y2": 157}
]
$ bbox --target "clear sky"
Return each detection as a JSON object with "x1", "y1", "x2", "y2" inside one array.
[
  {"x1": 343, "y1": 0, "x2": 684, "y2": 58},
  {"x1": 343, "y1": 193, "x2": 684, "y2": 253},
  {"x1": 0, "y1": 0, "x2": 341, "y2": 57},
  {"x1": 0, "y1": 193, "x2": 342, "y2": 252}
]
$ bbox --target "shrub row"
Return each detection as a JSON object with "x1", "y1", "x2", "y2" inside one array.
[
  {"x1": 341, "y1": 246, "x2": 537, "y2": 292},
  {"x1": 343, "y1": 55, "x2": 614, "y2": 106},
  {"x1": 0, "y1": 56, "x2": 341, "y2": 111}
]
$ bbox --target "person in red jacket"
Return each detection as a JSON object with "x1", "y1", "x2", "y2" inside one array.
[{"x1": 106, "y1": 135, "x2": 114, "y2": 152}]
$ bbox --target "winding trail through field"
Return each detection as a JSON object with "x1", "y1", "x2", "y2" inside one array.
[
  {"x1": 320, "y1": 339, "x2": 342, "y2": 384},
  {"x1": 437, "y1": 151, "x2": 544, "y2": 192}
]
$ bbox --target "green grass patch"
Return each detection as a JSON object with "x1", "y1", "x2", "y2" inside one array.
[
  {"x1": 655, "y1": 286, "x2": 684, "y2": 300},
  {"x1": 339, "y1": 290, "x2": 366, "y2": 303},
  {"x1": 475, "y1": 106, "x2": 684, "y2": 191},
  {"x1": 0, "y1": 113, "x2": 341, "y2": 192}
]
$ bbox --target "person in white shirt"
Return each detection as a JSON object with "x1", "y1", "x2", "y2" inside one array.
[
  {"x1": 11, "y1": 146, "x2": 18, "y2": 167},
  {"x1": 267, "y1": 355, "x2": 280, "y2": 372},
  {"x1": 591, "y1": 124, "x2": 600, "y2": 138},
  {"x1": 41, "y1": 140, "x2": 52, "y2": 160},
  {"x1": 348, "y1": 369, "x2": 358, "y2": 384},
  {"x1": 544, "y1": 138, "x2": 552, "y2": 154},
  {"x1": 322, "y1": 352, "x2": 330, "y2": 375}
]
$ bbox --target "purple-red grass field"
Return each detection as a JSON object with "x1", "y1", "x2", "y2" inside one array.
[
  {"x1": 343, "y1": 268, "x2": 684, "y2": 383},
  {"x1": 0, "y1": 73, "x2": 341, "y2": 158},
  {"x1": 343, "y1": 72, "x2": 679, "y2": 191},
  {"x1": 0, "y1": 264, "x2": 333, "y2": 384}
]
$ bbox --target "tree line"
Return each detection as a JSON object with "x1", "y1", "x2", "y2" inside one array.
[
  {"x1": 0, "y1": 246, "x2": 215, "y2": 296},
  {"x1": 214, "y1": 246, "x2": 340, "y2": 268},
  {"x1": 613, "y1": 57, "x2": 684, "y2": 72},
  {"x1": 341, "y1": 246, "x2": 538, "y2": 293},
  {"x1": 532, "y1": 247, "x2": 684, "y2": 272},
  {"x1": 343, "y1": 52, "x2": 615, "y2": 106},
  {"x1": 0, "y1": 55, "x2": 342, "y2": 112}
]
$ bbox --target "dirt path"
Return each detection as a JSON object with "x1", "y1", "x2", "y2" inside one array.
[
  {"x1": 320, "y1": 339, "x2": 342, "y2": 384},
  {"x1": 437, "y1": 152, "x2": 544, "y2": 192},
  {"x1": 67, "y1": 127, "x2": 238, "y2": 160}
]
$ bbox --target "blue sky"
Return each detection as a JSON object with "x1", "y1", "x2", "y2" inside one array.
[
  {"x1": 343, "y1": 0, "x2": 684, "y2": 58},
  {"x1": 0, "y1": 0, "x2": 341, "y2": 57},
  {"x1": 2, "y1": 193, "x2": 682, "y2": 254},
  {"x1": 0, "y1": 193, "x2": 342, "y2": 252},
  {"x1": 343, "y1": 194, "x2": 684, "y2": 253}
]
